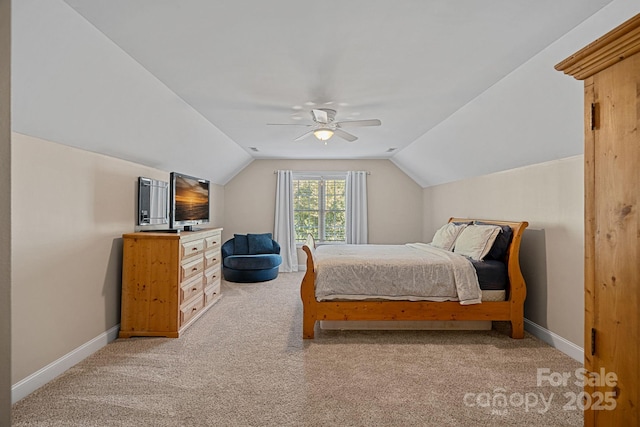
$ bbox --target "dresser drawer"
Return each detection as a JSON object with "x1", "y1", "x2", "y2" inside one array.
[
  {"x1": 204, "y1": 250, "x2": 220, "y2": 269},
  {"x1": 180, "y1": 257, "x2": 204, "y2": 282},
  {"x1": 180, "y1": 296, "x2": 205, "y2": 326},
  {"x1": 180, "y1": 274, "x2": 204, "y2": 304},
  {"x1": 205, "y1": 283, "x2": 221, "y2": 306},
  {"x1": 205, "y1": 233, "x2": 221, "y2": 250},
  {"x1": 204, "y1": 266, "x2": 221, "y2": 286},
  {"x1": 181, "y1": 239, "x2": 204, "y2": 260}
]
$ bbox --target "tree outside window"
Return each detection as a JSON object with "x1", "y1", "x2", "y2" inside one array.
[{"x1": 293, "y1": 175, "x2": 346, "y2": 243}]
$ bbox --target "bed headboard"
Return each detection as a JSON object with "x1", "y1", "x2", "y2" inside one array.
[
  {"x1": 448, "y1": 218, "x2": 529, "y2": 301},
  {"x1": 448, "y1": 218, "x2": 528, "y2": 261}
]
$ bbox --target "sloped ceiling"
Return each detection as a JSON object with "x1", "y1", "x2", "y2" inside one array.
[{"x1": 12, "y1": 0, "x2": 617, "y2": 185}]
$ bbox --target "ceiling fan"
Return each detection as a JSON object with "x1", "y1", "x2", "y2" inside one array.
[{"x1": 268, "y1": 108, "x2": 381, "y2": 142}]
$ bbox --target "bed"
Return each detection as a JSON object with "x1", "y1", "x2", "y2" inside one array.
[{"x1": 300, "y1": 218, "x2": 528, "y2": 339}]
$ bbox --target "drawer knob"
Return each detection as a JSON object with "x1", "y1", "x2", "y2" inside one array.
[
  {"x1": 192, "y1": 287, "x2": 197, "y2": 291},
  {"x1": 192, "y1": 307, "x2": 197, "y2": 312}
]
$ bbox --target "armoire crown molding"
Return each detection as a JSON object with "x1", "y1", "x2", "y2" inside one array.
[{"x1": 555, "y1": 13, "x2": 640, "y2": 80}]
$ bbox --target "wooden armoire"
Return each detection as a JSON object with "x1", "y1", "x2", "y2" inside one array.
[{"x1": 555, "y1": 14, "x2": 640, "y2": 426}]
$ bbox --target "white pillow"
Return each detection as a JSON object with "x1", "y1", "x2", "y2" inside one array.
[
  {"x1": 453, "y1": 224, "x2": 502, "y2": 260},
  {"x1": 430, "y1": 223, "x2": 468, "y2": 251}
]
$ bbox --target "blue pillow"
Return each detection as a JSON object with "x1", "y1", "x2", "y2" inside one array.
[
  {"x1": 474, "y1": 222, "x2": 513, "y2": 260},
  {"x1": 247, "y1": 233, "x2": 274, "y2": 255},
  {"x1": 234, "y1": 234, "x2": 249, "y2": 255}
]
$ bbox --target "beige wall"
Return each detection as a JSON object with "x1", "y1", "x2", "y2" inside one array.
[
  {"x1": 209, "y1": 183, "x2": 225, "y2": 232},
  {"x1": 1, "y1": 0, "x2": 11, "y2": 420},
  {"x1": 223, "y1": 159, "x2": 423, "y2": 252},
  {"x1": 423, "y1": 156, "x2": 584, "y2": 346},
  {"x1": 10, "y1": 133, "x2": 224, "y2": 384}
]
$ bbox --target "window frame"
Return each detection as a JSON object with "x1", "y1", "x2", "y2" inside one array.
[{"x1": 293, "y1": 171, "x2": 347, "y2": 245}]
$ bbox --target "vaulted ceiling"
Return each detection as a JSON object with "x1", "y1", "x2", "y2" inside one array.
[{"x1": 12, "y1": 0, "x2": 619, "y2": 185}]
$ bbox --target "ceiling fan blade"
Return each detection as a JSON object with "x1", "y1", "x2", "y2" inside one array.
[
  {"x1": 336, "y1": 119, "x2": 381, "y2": 128},
  {"x1": 267, "y1": 123, "x2": 312, "y2": 126},
  {"x1": 333, "y1": 128, "x2": 358, "y2": 142},
  {"x1": 311, "y1": 109, "x2": 329, "y2": 124},
  {"x1": 294, "y1": 130, "x2": 315, "y2": 141}
]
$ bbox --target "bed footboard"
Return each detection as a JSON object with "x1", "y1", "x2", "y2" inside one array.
[{"x1": 300, "y1": 238, "x2": 319, "y2": 339}]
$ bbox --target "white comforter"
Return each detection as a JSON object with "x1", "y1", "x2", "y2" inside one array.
[{"x1": 314, "y1": 243, "x2": 482, "y2": 305}]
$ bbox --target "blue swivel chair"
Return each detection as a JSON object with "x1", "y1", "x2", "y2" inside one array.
[{"x1": 221, "y1": 233, "x2": 283, "y2": 283}]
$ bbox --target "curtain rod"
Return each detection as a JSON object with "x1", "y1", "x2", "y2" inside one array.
[{"x1": 273, "y1": 170, "x2": 370, "y2": 175}]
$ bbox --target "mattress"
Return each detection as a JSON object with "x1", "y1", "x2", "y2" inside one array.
[
  {"x1": 314, "y1": 243, "x2": 483, "y2": 304},
  {"x1": 471, "y1": 260, "x2": 508, "y2": 291},
  {"x1": 481, "y1": 289, "x2": 506, "y2": 301}
]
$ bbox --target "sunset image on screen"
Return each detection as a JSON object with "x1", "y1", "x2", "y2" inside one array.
[{"x1": 174, "y1": 176, "x2": 209, "y2": 220}]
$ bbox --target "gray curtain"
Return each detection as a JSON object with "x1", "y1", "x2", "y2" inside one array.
[
  {"x1": 274, "y1": 170, "x2": 298, "y2": 272},
  {"x1": 346, "y1": 171, "x2": 368, "y2": 244}
]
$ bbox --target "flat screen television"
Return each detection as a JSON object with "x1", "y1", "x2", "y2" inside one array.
[{"x1": 169, "y1": 172, "x2": 210, "y2": 231}]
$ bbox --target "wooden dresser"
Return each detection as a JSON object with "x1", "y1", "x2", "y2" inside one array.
[{"x1": 119, "y1": 227, "x2": 223, "y2": 338}]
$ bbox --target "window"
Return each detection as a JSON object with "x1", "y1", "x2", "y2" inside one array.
[{"x1": 293, "y1": 173, "x2": 346, "y2": 243}]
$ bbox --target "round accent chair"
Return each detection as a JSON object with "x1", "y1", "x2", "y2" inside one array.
[{"x1": 221, "y1": 233, "x2": 283, "y2": 283}]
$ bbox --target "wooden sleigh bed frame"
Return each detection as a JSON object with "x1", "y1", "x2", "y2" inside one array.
[{"x1": 300, "y1": 218, "x2": 528, "y2": 339}]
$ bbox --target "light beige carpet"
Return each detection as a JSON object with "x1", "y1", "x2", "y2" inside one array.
[{"x1": 12, "y1": 272, "x2": 583, "y2": 426}]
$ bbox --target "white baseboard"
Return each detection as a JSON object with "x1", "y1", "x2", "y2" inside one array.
[
  {"x1": 524, "y1": 319, "x2": 583, "y2": 363},
  {"x1": 12, "y1": 324, "x2": 120, "y2": 404}
]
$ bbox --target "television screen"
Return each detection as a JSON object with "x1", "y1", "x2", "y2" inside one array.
[{"x1": 170, "y1": 172, "x2": 210, "y2": 231}]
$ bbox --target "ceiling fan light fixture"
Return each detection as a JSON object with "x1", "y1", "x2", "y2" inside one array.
[{"x1": 313, "y1": 128, "x2": 334, "y2": 141}]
